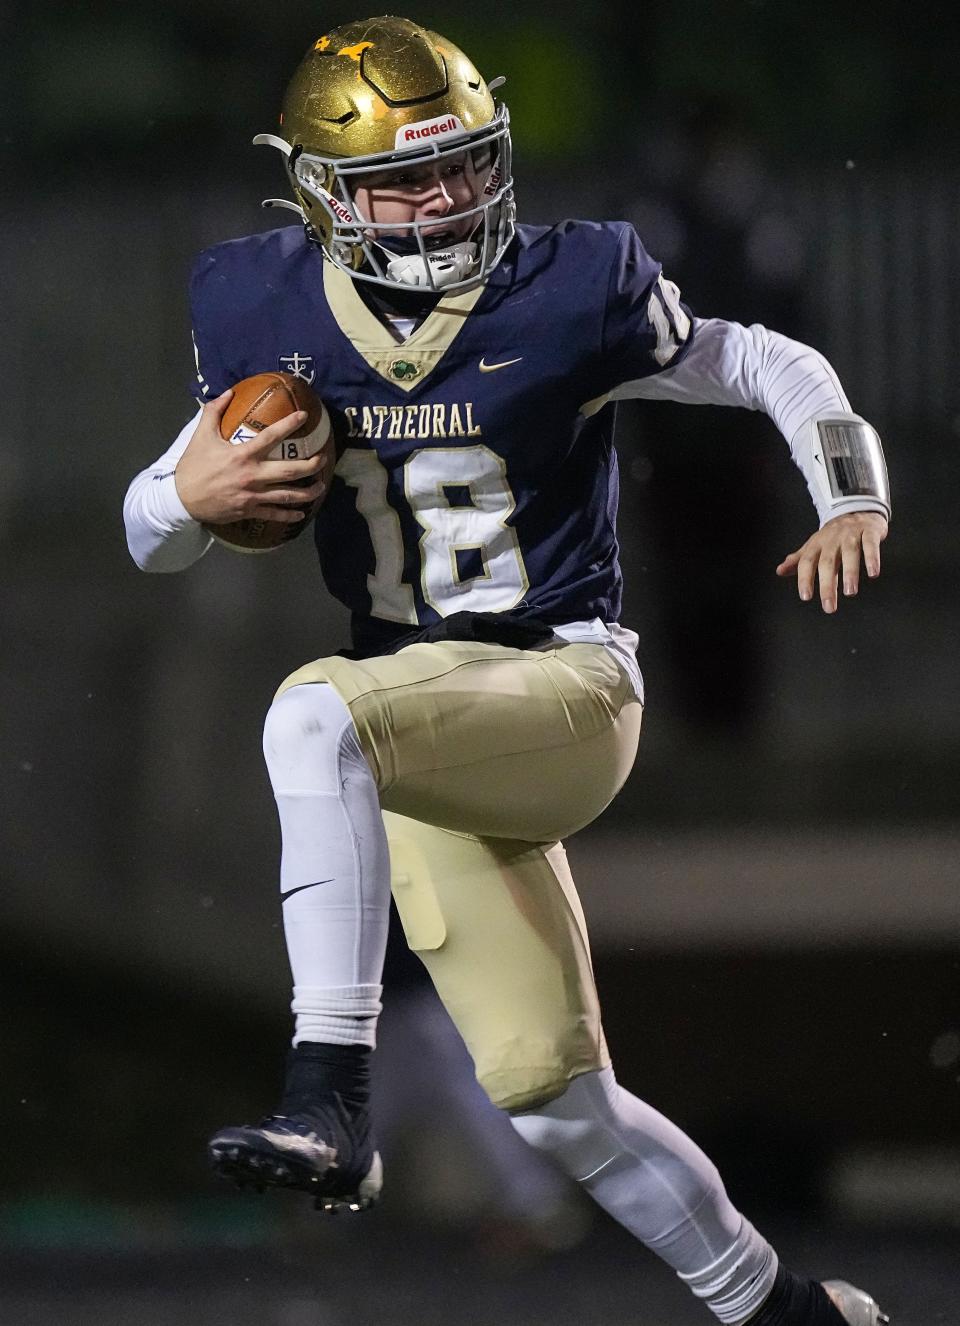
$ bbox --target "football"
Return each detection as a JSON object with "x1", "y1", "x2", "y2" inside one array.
[{"x1": 205, "y1": 371, "x2": 334, "y2": 553}]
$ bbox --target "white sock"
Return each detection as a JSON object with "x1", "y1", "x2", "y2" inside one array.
[
  {"x1": 511, "y1": 1067, "x2": 778, "y2": 1322},
  {"x1": 677, "y1": 1224, "x2": 779, "y2": 1323},
  {"x1": 262, "y1": 683, "x2": 389, "y2": 1048}
]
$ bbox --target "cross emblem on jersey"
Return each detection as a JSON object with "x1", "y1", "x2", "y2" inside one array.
[
  {"x1": 389, "y1": 359, "x2": 422, "y2": 382},
  {"x1": 278, "y1": 352, "x2": 316, "y2": 384}
]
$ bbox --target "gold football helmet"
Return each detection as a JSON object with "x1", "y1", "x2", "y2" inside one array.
[{"x1": 255, "y1": 16, "x2": 515, "y2": 292}]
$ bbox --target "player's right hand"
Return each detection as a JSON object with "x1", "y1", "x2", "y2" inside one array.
[{"x1": 174, "y1": 390, "x2": 329, "y2": 525}]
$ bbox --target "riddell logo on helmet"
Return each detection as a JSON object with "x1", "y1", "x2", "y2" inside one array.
[
  {"x1": 316, "y1": 185, "x2": 355, "y2": 225},
  {"x1": 327, "y1": 196, "x2": 354, "y2": 224},
  {"x1": 395, "y1": 115, "x2": 465, "y2": 148}
]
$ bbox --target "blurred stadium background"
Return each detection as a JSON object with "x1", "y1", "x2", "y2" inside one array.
[{"x1": 2, "y1": 0, "x2": 958, "y2": 1321}]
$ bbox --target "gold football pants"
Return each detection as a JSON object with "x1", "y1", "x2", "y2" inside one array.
[{"x1": 276, "y1": 639, "x2": 642, "y2": 1110}]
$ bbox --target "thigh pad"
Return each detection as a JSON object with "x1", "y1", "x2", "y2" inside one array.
[{"x1": 383, "y1": 810, "x2": 610, "y2": 1112}]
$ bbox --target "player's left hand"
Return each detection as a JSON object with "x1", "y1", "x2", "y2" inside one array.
[{"x1": 776, "y1": 511, "x2": 888, "y2": 613}]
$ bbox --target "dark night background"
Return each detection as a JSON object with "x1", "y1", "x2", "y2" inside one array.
[{"x1": 1, "y1": 2, "x2": 958, "y2": 1322}]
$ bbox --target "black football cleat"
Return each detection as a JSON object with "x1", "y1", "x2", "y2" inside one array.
[{"x1": 208, "y1": 1097, "x2": 382, "y2": 1212}]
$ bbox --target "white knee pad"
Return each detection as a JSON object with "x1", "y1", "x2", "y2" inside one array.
[{"x1": 263, "y1": 682, "x2": 365, "y2": 795}]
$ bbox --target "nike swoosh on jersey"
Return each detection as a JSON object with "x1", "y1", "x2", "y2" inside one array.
[
  {"x1": 281, "y1": 879, "x2": 333, "y2": 902},
  {"x1": 478, "y1": 356, "x2": 523, "y2": 372}
]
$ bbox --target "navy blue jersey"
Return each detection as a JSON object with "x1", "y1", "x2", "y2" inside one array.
[{"x1": 190, "y1": 221, "x2": 693, "y2": 652}]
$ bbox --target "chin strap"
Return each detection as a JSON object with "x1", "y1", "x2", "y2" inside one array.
[{"x1": 384, "y1": 242, "x2": 479, "y2": 289}]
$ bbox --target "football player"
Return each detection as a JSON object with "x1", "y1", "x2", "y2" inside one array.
[{"x1": 124, "y1": 17, "x2": 891, "y2": 1326}]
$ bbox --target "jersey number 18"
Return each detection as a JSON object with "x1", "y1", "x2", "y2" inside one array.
[{"x1": 337, "y1": 446, "x2": 530, "y2": 623}]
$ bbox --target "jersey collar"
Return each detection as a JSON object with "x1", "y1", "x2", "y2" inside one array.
[{"x1": 322, "y1": 261, "x2": 487, "y2": 392}]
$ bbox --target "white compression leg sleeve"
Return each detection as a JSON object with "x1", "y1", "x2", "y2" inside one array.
[
  {"x1": 511, "y1": 1067, "x2": 778, "y2": 1324},
  {"x1": 262, "y1": 683, "x2": 389, "y2": 1049}
]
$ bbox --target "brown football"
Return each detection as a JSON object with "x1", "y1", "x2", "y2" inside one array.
[{"x1": 204, "y1": 371, "x2": 334, "y2": 553}]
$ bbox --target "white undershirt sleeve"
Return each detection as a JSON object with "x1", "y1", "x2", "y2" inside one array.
[
  {"x1": 123, "y1": 408, "x2": 214, "y2": 572},
  {"x1": 601, "y1": 317, "x2": 890, "y2": 527}
]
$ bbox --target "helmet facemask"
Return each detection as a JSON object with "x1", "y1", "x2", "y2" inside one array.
[{"x1": 261, "y1": 105, "x2": 514, "y2": 293}]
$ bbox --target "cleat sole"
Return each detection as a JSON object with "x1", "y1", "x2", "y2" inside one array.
[{"x1": 209, "y1": 1136, "x2": 382, "y2": 1209}]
